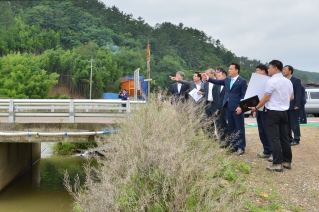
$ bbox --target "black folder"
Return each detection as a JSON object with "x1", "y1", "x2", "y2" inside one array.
[{"x1": 239, "y1": 95, "x2": 260, "y2": 113}]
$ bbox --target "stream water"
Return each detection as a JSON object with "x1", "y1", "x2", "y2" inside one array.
[{"x1": 0, "y1": 143, "x2": 89, "y2": 212}]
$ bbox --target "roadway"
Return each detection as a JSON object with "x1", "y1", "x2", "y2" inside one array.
[{"x1": 245, "y1": 117, "x2": 319, "y2": 126}]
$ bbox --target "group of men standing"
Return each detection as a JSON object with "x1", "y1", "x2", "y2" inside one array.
[
  {"x1": 170, "y1": 60, "x2": 304, "y2": 172},
  {"x1": 170, "y1": 63, "x2": 247, "y2": 156}
]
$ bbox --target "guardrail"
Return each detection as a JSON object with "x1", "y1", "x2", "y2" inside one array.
[{"x1": 0, "y1": 99, "x2": 146, "y2": 123}]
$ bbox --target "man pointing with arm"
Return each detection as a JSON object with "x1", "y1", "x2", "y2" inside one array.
[{"x1": 202, "y1": 63, "x2": 247, "y2": 155}]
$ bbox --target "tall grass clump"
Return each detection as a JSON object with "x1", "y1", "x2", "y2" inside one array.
[{"x1": 64, "y1": 96, "x2": 250, "y2": 211}]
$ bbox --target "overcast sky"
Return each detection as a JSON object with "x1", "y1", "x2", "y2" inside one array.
[{"x1": 101, "y1": 0, "x2": 319, "y2": 73}]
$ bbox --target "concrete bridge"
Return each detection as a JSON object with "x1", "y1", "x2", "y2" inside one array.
[{"x1": 0, "y1": 99, "x2": 145, "y2": 193}]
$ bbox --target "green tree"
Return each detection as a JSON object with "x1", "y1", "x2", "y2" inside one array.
[{"x1": 0, "y1": 53, "x2": 59, "y2": 98}]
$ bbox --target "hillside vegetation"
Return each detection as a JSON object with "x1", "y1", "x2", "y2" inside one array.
[{"x1": 0, "y1": 0, "x2": 318, "y2": 99}]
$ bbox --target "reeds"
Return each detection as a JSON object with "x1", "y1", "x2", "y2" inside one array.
[{"x1": 64, "y1": 95, "x2": 250, "y2": 212}]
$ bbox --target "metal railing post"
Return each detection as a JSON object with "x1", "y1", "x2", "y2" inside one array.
[
  {"x1": 69, "y1": 99, "x2": 75, "y2": 123},
  {"x1": 9, "y1": 99, "x2": 14, "y2": 123},
  {"x1": 126, "y1": 100, "x2": 131, "y2": 114}
]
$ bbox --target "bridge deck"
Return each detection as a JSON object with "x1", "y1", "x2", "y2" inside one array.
[{"x1": 0, "y1": 116, "x2": 121, "y2": 124}]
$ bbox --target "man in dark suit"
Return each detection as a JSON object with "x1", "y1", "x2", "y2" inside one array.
[
  {"x1": 299, "y1": 84, "x2": 307, "y2": 124},
  {"x1": 200, "y1": 68, "x2": 219, "y2": 138},
  {"x1": 203, "y1": 63, "x2": 247, "y2": 155},
  {"x1": 253, "y1": 64, "x2": 273, "y2": 160},
  {"x1": 283, "y1": 65, "x2": 301, "y2": 146},
  {"x1": 201, "y1": 68, "x2": 219, "y2": 117},
  {"x1": 171, "y1": 71, "x2": 188, "y2": 104},
  {"x1": 215, "y1": 68, "x2": 228, "y2": 143}
]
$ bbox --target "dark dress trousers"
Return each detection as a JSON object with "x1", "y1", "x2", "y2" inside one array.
[
  {"x1": 203, "y1": 81, "x2": 219, "y2": 117},
  {"x1": 257, "y1": 110, "x2": 272, "y2": 155},
  {"x1": 287, "y1": 76, "x2": 301, "y2": 143},
  {"x1": 216, "y1": 85, "x2": 228, "y2": 142},
  {"x1": 299, "y1": 84, "x2": 307, "y2": 124},
  {"x1": 207, "y1": 76, "x2": 247, "y2": 150}
]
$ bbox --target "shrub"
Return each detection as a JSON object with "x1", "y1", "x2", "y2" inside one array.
[
  {"x1": 58, "y1": 94, "x2": 71, "y2": 99},
  {"x1": 53, "y1": 142, "x2": 97, "y2": 155},
  {"x1": 64, "y1": 96, "x2": 250, "y2": 211}
]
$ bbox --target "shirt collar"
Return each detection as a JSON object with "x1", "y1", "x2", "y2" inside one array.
[
  {"x1": 272, "y1": 73, "x2": 283, "y2": 78},
  {"x1": 231, "y1": 75, "x2": 239, "y2": 81}
]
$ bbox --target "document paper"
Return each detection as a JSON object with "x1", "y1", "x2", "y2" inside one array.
[
  {"x1": 244, "y1": 73, "x2": 270, "y2": 111},
  {"x1": 189, "y1": 88, "x2": 203, "y2": 102}
]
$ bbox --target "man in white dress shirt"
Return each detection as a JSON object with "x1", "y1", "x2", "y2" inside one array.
[{"x1": 249, "y1": 60, "x2": 294, "y2": 172}]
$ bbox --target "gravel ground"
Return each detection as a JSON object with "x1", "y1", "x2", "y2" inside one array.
[{"x1": 226, "y1": 126, "x2": 319, "y2": 211}]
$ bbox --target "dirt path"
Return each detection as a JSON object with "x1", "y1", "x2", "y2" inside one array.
[{"x1": 227, "y1": 126, "x2": 319, "y2": 211}]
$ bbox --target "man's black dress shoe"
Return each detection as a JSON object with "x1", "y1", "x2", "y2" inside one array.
[
  {"x1": 229, "y1": 145, "x2": 237, "y2": 152},
  {"x1": 290, "y1": 141, "x2": 299, "y2": 146}
]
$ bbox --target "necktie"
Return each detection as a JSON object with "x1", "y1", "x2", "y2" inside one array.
[{"x1": 230, "y1": 78, "x2": 234, "y2": 89}]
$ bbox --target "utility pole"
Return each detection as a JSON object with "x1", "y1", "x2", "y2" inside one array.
[
  {"x1": 87, "y1": 56, "x2": 95, "y2": 99},
  {"x1": 146, "y1": 40, "x2": 151, "y2": 99}
]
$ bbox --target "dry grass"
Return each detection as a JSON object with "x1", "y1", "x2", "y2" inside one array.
[{"x1": 64, "y1": 97, "x2": 253, "y2": 211}]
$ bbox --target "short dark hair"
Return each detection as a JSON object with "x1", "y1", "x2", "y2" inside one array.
[
  {"x1": 269, "y1": 60, "x2": 283, "y2": 71},
  {"x1": 256, "y1": 64, "x2": 268, "y2": 75},
  {"x1": 194, "y1": 72, "x2": 202, "y2": 80},
  {"x1": 231, "y1": 63, "x2": 240, "y2": 74},
  {"x1": 216, "y1": 66, "x2": 225, "y2": 72},
  {"x1": 220, "y1": 69, "x2": 228, "y2": 76},
  {"x1": 284, "y1": 65, "x2": 294, "y2": 74}
]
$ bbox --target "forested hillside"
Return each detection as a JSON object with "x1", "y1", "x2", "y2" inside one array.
[{"x1": 0, "y1": 0, "x2": 318, "y2": 99}]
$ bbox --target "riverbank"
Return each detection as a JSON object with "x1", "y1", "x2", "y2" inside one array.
[{"x1": 229, "y1": 126, "x2": 319, "y2": 211}]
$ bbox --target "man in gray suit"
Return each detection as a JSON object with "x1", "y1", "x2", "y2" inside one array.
[{"x1": 170, "y1": 72, "x2": 204, "y2": 103}]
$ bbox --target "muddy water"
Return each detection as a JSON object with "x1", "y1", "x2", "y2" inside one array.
[{"x1": 0, "y1": 143, "x2": 89, "y2": 212}]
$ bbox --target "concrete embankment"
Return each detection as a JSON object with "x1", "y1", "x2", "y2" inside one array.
[
  {"x1": 0, "y1": 142, "x2": 40, "y2": 192},
  {"x1": 0, "y1": 122, "x2": 118, "y2": 192}
]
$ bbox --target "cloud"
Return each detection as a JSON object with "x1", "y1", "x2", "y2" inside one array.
[{"x1": 102, "y1": 0, "x2": 319, "y2": 72}]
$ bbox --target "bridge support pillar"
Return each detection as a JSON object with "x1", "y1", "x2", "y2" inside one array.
[{"x1": 0, "y1": 142, "x2": 41, "y2": 193}]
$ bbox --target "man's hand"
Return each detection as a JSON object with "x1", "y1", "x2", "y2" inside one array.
[
  {"x1": 236, "y1": 107, "x2": 242, "y2": 115},
  {"x1": 248, "y1": 106, "x2": 256, "y2": 112},
  {"x1": 294, "y1": 106, "x2": 299, "y2": 110},
  {"x1": 252, "y1": 111, "x2": 256, "y2": 118},
  {"x1": 169, "y1": 76, "x2": 178, "y2": 81},
  {"x1": 201, "y1": 73, "x2": 207, "y2": 79},
  {"x1": 201, "y1": 73, "x2": 208, "y2": 81},
  {"x1": 197, "y1": 90, "x2": 203, "y2": 95}
]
